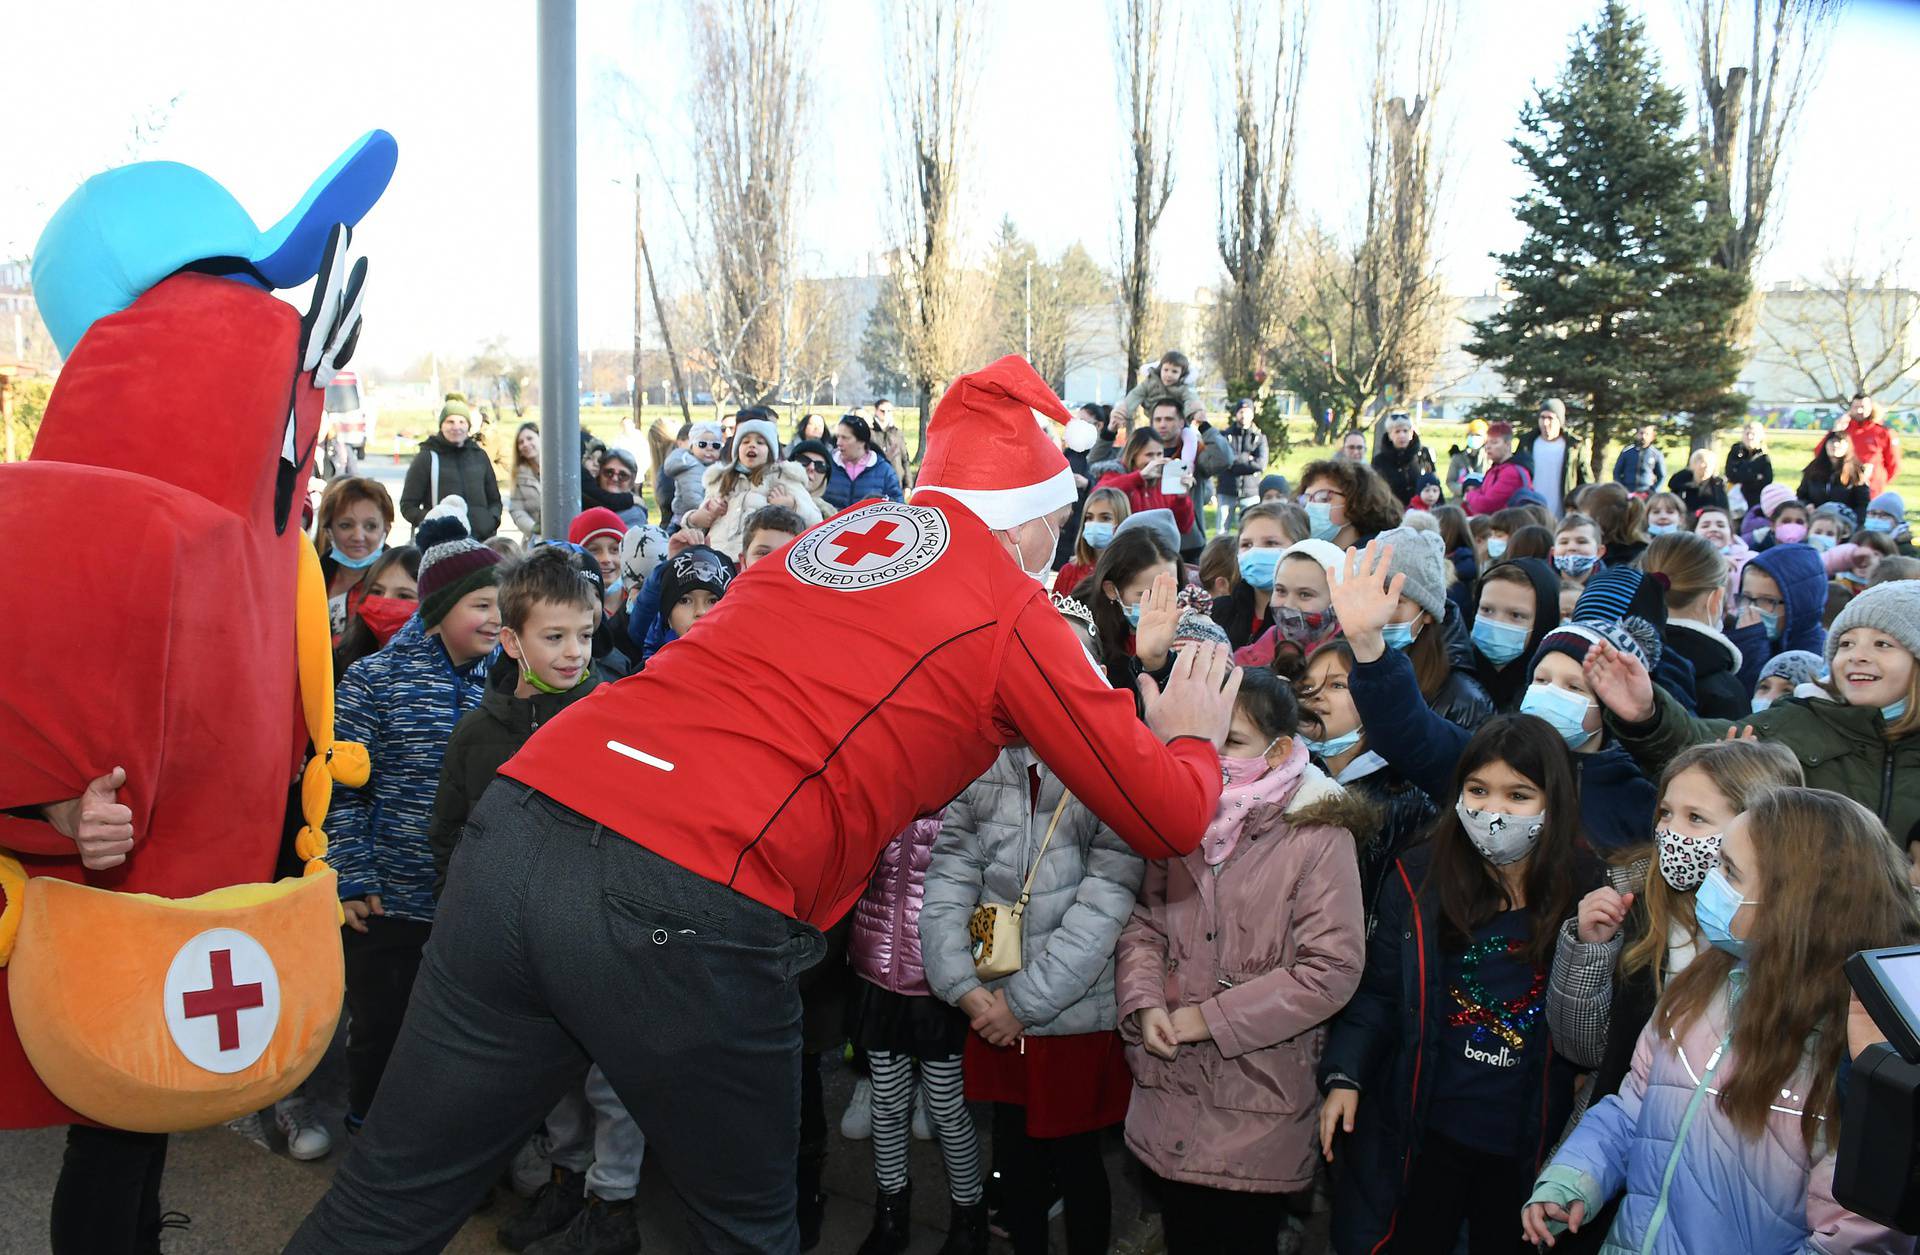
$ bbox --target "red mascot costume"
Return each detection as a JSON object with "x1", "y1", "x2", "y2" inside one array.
[{"x1": 0, "y1": 131, "x2": 396, "y2": 1253}]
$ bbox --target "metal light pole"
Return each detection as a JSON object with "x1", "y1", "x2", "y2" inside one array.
[
  {"x1": 537, "y1": 0, "x2": 581, "y2": 540},
  {"x1": 1023, "y1": 261, "x2": 1032, "y2": 361}
]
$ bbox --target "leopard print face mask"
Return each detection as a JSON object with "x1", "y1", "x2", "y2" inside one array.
[{"x1": 1655, "y1": 827, "x2": 1723, "y2": 893}]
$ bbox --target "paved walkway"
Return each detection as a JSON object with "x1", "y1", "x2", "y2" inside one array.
[{"x1": 0, "y1": 1043, "x2": 1226, "y2": 1254}]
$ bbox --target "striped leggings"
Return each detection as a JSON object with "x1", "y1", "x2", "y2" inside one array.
[{"x1": 868, "y1": 1051, "x2": 982, "y2": 1204}]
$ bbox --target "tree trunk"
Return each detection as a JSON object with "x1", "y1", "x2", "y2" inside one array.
[
  {"x1": 640, "y1": 227, "x2": 692, "y2": 429},
  {"x1": 632, "y1": 172, "x2": 645, "y2": 427}
]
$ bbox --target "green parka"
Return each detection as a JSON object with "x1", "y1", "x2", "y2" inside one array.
[{"x1": 1607, "y1": 688, "x2": 1920, "y2": 851}]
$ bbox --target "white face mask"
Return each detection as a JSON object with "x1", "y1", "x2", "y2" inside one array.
[
  {"x1": 1455, "y1": 798, "x2": 1545, "y2": 866},
  {"x1": 1006, "y1": 518, "x2": 1058, "y2": 584}
]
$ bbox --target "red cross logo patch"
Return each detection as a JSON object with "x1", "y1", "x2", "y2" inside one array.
[
  {"x1": 162, "y1": 928, "x2": 282, "y2": 1074},
  {"x1": 786, "y1": 503, "x2": 950, "y2": 591}
]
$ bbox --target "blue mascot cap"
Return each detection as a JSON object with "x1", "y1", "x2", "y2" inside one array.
[{"x1": 32, "y1": 129, "x2": 399, "y2": 357}]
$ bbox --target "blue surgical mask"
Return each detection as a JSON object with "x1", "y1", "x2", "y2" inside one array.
[
  {"x1": 331, "y1": 544, "x2": 386, "y2": 571},
  {"x1": 1304, "y1": 500, "x2": 1341, "y2": 542},
  {"x1": 602, "y1": 577, "x2": 625, "y2": 598},
  {"x1": 1081, "y1": 521, "x2": 1115, "y2": 549},
  {"x1": 1750, "y1": 694, "x2": 1775, "y2": 714},
  {"x1": 1648, "y1": 522, "x2": 1678, "y2": 537},
  {"x1": 1757, "y1": 608, "x2": 1780, "y2": 640},
  {"x1": 1694, "y1": 866, "x2": 1754, "y2": 958},
  {"x1": 1808, "y1": 533, "x2": 1836, "y2": 553},
  {"x1": 1485, "y1": 537, "x2": 1508, "y2": 560},
  {"x1": 1381, "y1": 618, "x2": 1421, "y2": 651},
  {"x1": 1886, "y1": 698, "x2": 1911, "y2": 723},
  {"x1": 1521, "y1": 682, "x2": 1598, "y2": 748},
  {"x1": 1122, "y1": 601, "x2": 1143, "y2": 628},
  {"x1": 1238, "y1": 547, "x2": 1283, "y2": 591},
  {"x1": 1553, "y1": 554, "x2": 1599, "y2": 579},
  {"x1": 1866, "y1": 515, "x2": 1896, "y2": 534},
  {"x1": 1471, "y1": 616, "x2": 1531, "y2": 667},
  {"x1": 1305, "y1": 727, "x2": 1362, "y2": 759}
]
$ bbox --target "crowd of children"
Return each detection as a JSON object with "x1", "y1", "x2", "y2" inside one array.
[{"x1": 292, "y1": 376, "x2": 1919, "y2": 1255}]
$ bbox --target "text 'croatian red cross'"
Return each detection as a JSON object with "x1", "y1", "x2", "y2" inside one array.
[{"x1": 180, "y1": 949, "x2": 265, "y2": 1052}]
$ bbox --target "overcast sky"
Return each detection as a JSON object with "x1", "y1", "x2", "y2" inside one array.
[{"x1": 4, "y1": 0, "x2": 1915, "y2": 373}]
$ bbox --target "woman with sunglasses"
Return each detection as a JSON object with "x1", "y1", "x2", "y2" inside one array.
[
  {"x1": 786, "y1": 438, "x2": 839, "y2": 520},
  {"x1": 826, "y1": 414, "x2": 905, "y2": 510}
]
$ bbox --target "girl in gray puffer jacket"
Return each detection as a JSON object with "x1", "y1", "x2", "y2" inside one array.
[{"x1": 921, "y1": 750, "x2": 1146, "y2": 1255}]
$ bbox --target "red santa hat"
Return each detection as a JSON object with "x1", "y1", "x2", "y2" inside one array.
[{"x1": 912, "y1": 355, "x2": 1076, "y2": 531}]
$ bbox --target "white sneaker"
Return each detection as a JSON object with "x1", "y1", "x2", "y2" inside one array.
[
  {"x1": 911, "y1": 1082, "x2": 933, "y2": 1141},
  {"x1": 510, "y1": 1131, "x2": 555, "y2": 1198},
  {"x1": 225, "y1": 1111, "x2": 270, "y2": 1151},
  {"x1": 839, "y1": 1077, "x2": 873, "y2": 1140},
  {"x1": 274, "y1": 1096, "x2": 333, "y2": 1161}
]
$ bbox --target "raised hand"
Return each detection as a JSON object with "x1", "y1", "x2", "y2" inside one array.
[
  {"x1": 1132, "y1": 572, "x2": 1181, "y2": 669},
  {"x1": 1581, "y1": 640, "x2": 1656, "y2": 724},
  {"x1": 1328, "y1": 542, "x2": 1404, "y2": 663},
  {"x1": 1140, "y1": 642, "x2": 1243, "y2": 750},
  {"x1": 1576, "y1": 886, "x2": 1635, "y2": 945}
]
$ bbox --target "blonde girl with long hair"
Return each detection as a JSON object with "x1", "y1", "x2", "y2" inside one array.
[{"x1": 1525, "y1": 787, "x2": 1920, "y2": 1252}]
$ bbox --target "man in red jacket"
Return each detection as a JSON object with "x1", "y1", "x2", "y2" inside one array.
[
  {"x1": 289, "y1": 356, "x2": 1241, "y2": 1255},
  {"x1": 1844, "y1": 392, "x2": 1901, "y2": 497},
  {"x1": 1462, "y1": 420, "x2": 1534, "y2": 516}
]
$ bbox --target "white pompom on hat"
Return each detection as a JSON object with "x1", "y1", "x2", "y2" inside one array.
[{"x1": 912, "y1": 355, "x2": 1076, "y2": 530}]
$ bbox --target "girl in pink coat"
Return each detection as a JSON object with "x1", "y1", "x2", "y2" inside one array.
[{"x1": 1116, "y1": 667, "x2": 1370, "y2": 1253}]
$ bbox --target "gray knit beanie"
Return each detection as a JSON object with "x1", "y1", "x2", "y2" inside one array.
[
  {"x1": 1758, "y1": 649, "x2": 1826, "y2": 689},
  {"x1": 1372, "y1": 526, "x2": 1447, "y2": 621},
  {"x1": 1539, "y1": 398, "x2": 1567, "y2": 422},
  {"x1": 1825, "y1": 580, "x2": 1920, "y2": 666},
  {"x1": 1115, "y1": 508, "x2": 1182, "y2": 556}
]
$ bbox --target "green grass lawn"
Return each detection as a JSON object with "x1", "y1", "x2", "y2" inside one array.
[{"x1": 366, "y1": 406, "x2": 1918, "y2": 526}]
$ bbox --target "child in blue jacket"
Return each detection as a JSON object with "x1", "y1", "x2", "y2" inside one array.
[{"x1": 328, "y1": 516, "x2": 501, "y2": 1130}]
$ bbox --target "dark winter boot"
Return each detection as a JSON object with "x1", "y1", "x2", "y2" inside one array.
[
  {"x1": 797, "y1": 1154, "x2": 828, "y2": 1252},
  {"x1": 523, "y1": 1192, "x2": 642, "y2": 1255},
  {"x1": 935, "y1": 1198, "x2": 989, "y2": 1255},
  {"x1": 855, "y1": 1182, "x2": 913, "y2": 1255},
  {"x1": 497, "y1": 1166, "x2": 586, "y2": 1251}
]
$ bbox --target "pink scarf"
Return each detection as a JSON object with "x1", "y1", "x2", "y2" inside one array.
[
  {"x1": 1201, "y1": 737, "x2": 1310, "y2": 866},
  {"x1": 838, "y1": 448, "x2": 877, "y2": 477}
]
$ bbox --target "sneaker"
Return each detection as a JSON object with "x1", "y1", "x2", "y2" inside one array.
[
  {"x1": 498, "y1": 1167, "x2": 587, "y2": 1252},
  {"x1": 274, "y1": 1096, "x2": 333, "y2": 1161},
  {"x1": 523, "y1": 1193, "x2": 641, "y2": 1255},
  {"x1": 840, "y1": 1077, "x2": 873, "y2": 1141},
  {"x1": 511, "y1": 1132, "x2": 556, "y2": 1199},
  {"x1": 910, "y1": 1083, "x2": 933, "y2": 1142},
  {"x1": 224, "y1": 1111, "x2": 270, "y2": 1152}
]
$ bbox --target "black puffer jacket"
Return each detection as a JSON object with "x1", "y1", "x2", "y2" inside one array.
[
  {"x1": 427, "y1": 661, "x2": 600, "y2": 894},
  {"x1": 400, "y1": 433, "x2": 504, "y2": 539},
  {"x1": 1430, "y1": 601, "x2": 1496, "y2": 730},
  {"x1": 1370, "y1": 438, "x2": 1435, "y2": 507},
  {"x1": 1336, "y1": 761, "x2": 1439, "y2": 938}
]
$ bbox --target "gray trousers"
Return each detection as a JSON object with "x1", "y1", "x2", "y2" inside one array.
[
  {"x1": 546, "y1": 1065, "x2": 646, "y2": 1201},
  {"x1": 285, "y1": 780, "x2": 826, "y2": 1255}
]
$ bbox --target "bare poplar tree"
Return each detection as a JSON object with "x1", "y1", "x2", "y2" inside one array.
[
  {"x1": 1272, "y1": 0, "x2": 1452, "y2": 430},
  {"x1": 1690, "y1": 0, "x2": 1843, "y2": 284},
  {"x1": 1113, "y1": 0, "x2": 1180, "y2": 391},
  {"x1": 678, "y1": 0, "x2": 812, "y2": 406},
  {"x1": 1755, "y1": 244, "x2": 1920, "y2": 405},
  {"x1": 1211, "y1": 0, "x2": 1307, "y2": 390},
  {"x1": 883, "y1": 0, "x2": 988, "y2": 456}
]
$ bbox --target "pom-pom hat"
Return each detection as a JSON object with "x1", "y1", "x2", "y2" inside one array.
[{"x1": 912, "y1": 355, "x2": 1076, "y2": 530}]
